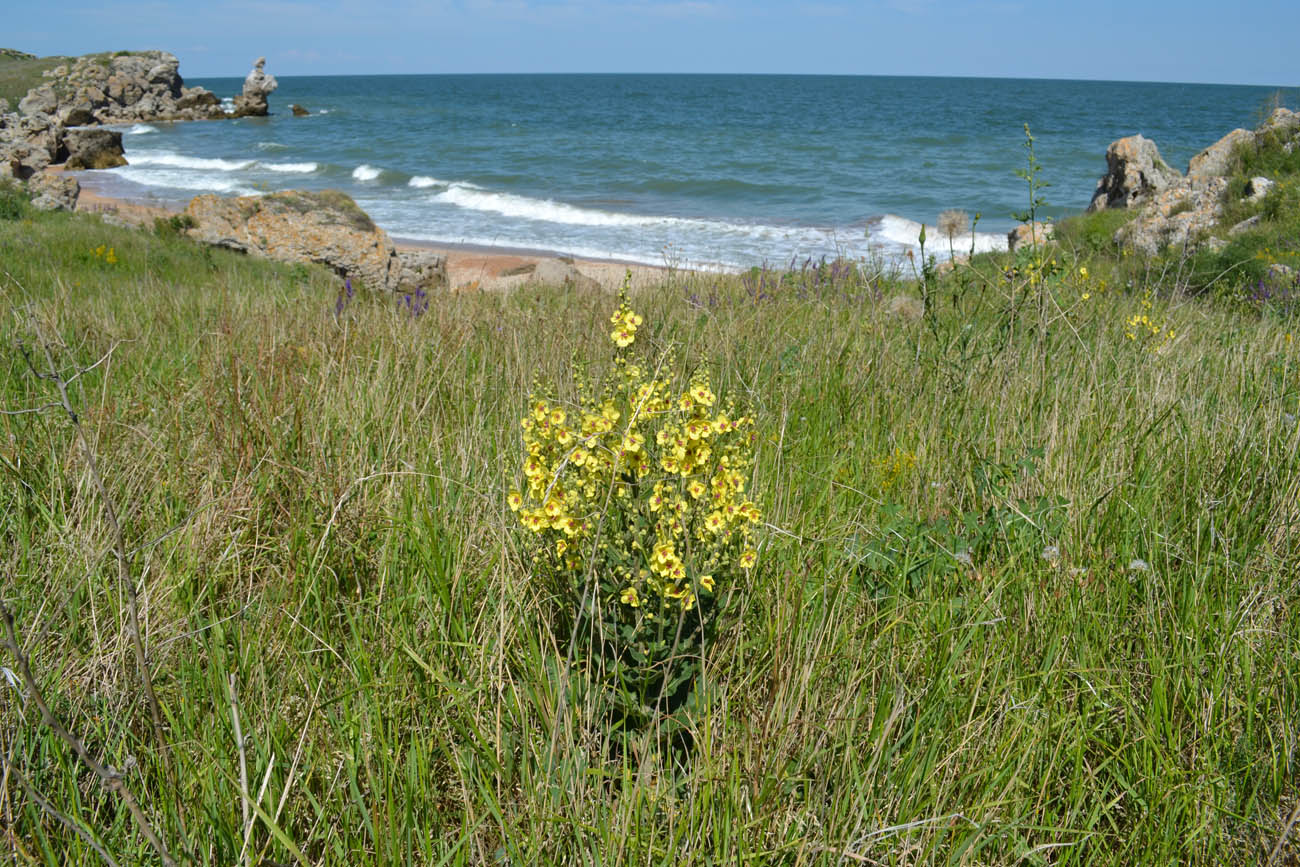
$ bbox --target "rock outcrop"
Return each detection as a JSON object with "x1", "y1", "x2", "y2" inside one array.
[
  {"x1": 1088, "y1": 107, "x2": 1300, "y2": 255},
  {"x1": 61, "y1": 127, "x2": 125, "y2": 169},
  {"x1": 291, "y1": 104, "x2": 310, "y2": 117},
  {"x1": 27, "y1": 171, "x2": 80, "y2": 211},
  {"x1": 231, "y1": 57, "x2": 277, "y2": 118},
  {"x1": 183, "y1": 189, "x2": 445, "y2": 293},
  {"x1": 1007, "y1": 221, "x2": 1054, "y2": 252},
  {"x1": 23, "y1": 51, "x2": 226, "y2": 125},
  {"x1": 1087, "y1": 135, "x2": 1182, "y2": 212}
]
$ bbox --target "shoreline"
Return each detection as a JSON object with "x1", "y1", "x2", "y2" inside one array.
[{"x1": 67, "y1": 171, "x2": 674, "y2": 292}]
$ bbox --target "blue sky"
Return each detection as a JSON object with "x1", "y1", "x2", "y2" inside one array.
[{"x1": 8, "y1": 0, "x2": 1299, "y2": 85}]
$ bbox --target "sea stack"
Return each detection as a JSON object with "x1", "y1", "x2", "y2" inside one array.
[{"x1": 231, "y1": 56, "x2": 277, "y2": 117}]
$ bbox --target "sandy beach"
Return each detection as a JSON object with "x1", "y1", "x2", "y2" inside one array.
[{"x1": 69, "y1": 173, "x2": 671, "y2": 293}]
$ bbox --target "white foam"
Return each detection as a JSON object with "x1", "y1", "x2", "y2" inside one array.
[
  {"x1": 262, "y1": 161, "x2": 318, "y2": 173},
  {"x1": 109, "y1": 166, "x2": 261, "y2": 196},
  {"x1": 256, "y1": 141, "x2": 289, "y2": 151},
  {"x1": 874, "y1": 214, "x2": 1007, "y2": 256},
  {"x1": 126, "y1": 152, "x2": 253, "y2": 171},
  {"x1": 124, "y1": 124, "x2": 157, "y2": 135},
  {"x1": 408, "y1": 175, "x2": 444, "y2": 188},
  {"x1": 435, "y1": 185, "x2": 687, "y2": 228},
  {"x1": 352, "y1": 164, "x2": 382, "y2": 181}
]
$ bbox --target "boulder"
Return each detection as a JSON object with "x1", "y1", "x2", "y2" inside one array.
[
  {"x1": 1007, "y1": 221, "x2": 1053, "y2": 252},
  {"x1": 184, "y1": 189, "x2": 432, "y2": 293},
  {"x1": 1245, "y1": 176, "x2": 1274, "y2": 203},
  {"x1": 395, "y1": 249, "x2": 448, "y2": 292},
  {"x1": 1187, "y1": 128, "x2": 1254, "y2": 180},
  {"x1": 27, "y1": 171, "x2": 80, "y2": 211},
  {"x1": 18, "y1": 85, "x2": 58, "y2": 117},
  {"x1": 1087, "y1": 134, "x2": 1182, "y2": 212},
  {"x1": 1229, "y1": 215, "x2": 1261, "y2": 236},
  {"x1": 61, "y1": 127, "x2": 126, "y2": 169},
  {"x1": 528, "y1": 257, "x2": 600, "y2": 291},
  {"x1": 291, "y1": 103, "x2": 310, "y2": 117},
  {"x1": 231, "y1": 57, "x2": 277, "y2": 117}
]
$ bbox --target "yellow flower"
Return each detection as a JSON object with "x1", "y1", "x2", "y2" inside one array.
[
  {"x1": 739, "y1": 549, "x2": 757, "y2": 569},
  {"x1": 620, "y1": 586, "x2": 640, "y2": 607},
  {"x1": 687, "y1": 480, "x2": 706, "y2": 499},
  {"x1": 698, "y1": 574, "x2": 715, "y2": 593},
  {"x1": 690, "y1": 384, "x2": 715, "y2": 407},
  {"x1": 549, "y1": 408, "x2": 566, "y2": 426},
  {"x1": 507, "y1": 491, "x2": 523, "y2": 511}
]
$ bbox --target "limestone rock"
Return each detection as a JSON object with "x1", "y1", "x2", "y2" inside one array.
[
  {"x1": 528, "y1": 257, "x2": 600, "y2": 291},
  {"x1": 1187, "y1": 128, "x2": 1254, "y2": 180},
  {"x1": 231, "y1": 57, "x2": 277, "y2": 117},
  {"x1": 395, "y1": 249, "x2": 448, "y2": 292},
  {"x1": 291, "y1": 103, "x2": 310, "y2": 117},
  {"x1": 1245, "y1": 176, "x2": 1275, "y2": 203},
  {"x1": 18, "y1": 84, "x2": 58, "y2": 117},
  {"x1": 61, "y1": 127, "x2": 126, "y2": 169},
  {"x1": 1087, "y1": 134, "x2": 1182, "y2": 212},
  {"x1": 1114, "y1": 178, "x2": 1227, "y2": 256},
  {"x1": 1229, "y1": 215, "x2": 1261, "y2": 236},
  {"x1": 1007, "y1": 221, "x2": 1053, "y2": 252},
  {"x1": 27, "y1": 171, "x2": 80, "y2": 211},
  {"x1": 184, "y1": 189, "x2": 420, "y2": 292}
]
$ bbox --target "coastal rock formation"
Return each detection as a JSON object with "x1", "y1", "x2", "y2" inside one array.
[
  {"x1": 1114, "y1": 178, "x2": 1228, "y2": 256},
  {"x1": 28, "y1": 171, "x2": 80, "y2": 211},
  {"x1": 1007, "y1": 221, "x2": 1053, "y2": 252},
  {"x1": 291, "y1": 104, "x2": 310, "y2": 117},
  {"x1": 61, "y1": 127, "x2": 125, "y2": 169},
  {"x1": 26, "y1": 51, "x2": 226, "y2": 124},
  {"x1": 1089, "y1": 107, "x2": 1300, "y2": 255},
  {"x1": 1187, "y1": 127, "x2": 1254, "y2": 180},
  {"x1": 184, "y1": 189, "x2": 445, "y2": 293},
  {"x1": 396, "y1": 249, "x2": 449, "y2": 294},
  {"x1": 1087, "y1": 134, "x2": 1182, "y2": 212},
  {"x1": 231, "y1": 57, "x2": 277, "y2": 117}
]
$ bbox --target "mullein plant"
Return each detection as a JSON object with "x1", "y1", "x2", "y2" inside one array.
[{"x1": 510, "y1": 277, "x2": 762, "y2": 730}]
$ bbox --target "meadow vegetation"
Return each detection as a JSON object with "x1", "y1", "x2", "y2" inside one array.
[{"x1": 1, "y1": 141, "x2": 1299, "y2": 865}]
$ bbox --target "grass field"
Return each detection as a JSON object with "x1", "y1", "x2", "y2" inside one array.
[{"x1": 1, "y1": 177, "x2": 1299, "y2": 864}]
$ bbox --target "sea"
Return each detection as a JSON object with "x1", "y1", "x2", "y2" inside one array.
[{"x1": 73, "y1": 74, "x2": 1296, "y2": 270}]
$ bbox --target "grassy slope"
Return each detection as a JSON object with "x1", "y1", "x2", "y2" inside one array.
[
  {"x1": 0, "y1": 197, "x2": 1298, "y2": 864},
  {"x1": 0, "y1": 53, "x2": 70, "y2": 108}
]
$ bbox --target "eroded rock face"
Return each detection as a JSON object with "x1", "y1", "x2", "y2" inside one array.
[
  {"x1": 1087, "y1": 134, "x2": 1183, "y2": 212},
  {"x1": 1187, "y1": 128, "x2": 1255, "y2": 180},
  {"x1": 28, "y1": 171, "x2": 80, "y2": 211},
  {"x1": 1114, "y1": 178, "x2": 1228, "y2": 256},
  {"x1": 61, "y1": 127, "x2": 126, "y2": 169},
  {"x1": 184, "y1": 189, "x2": 445, "y2": 293},
  {"x1": 35, "y1": 51, "x2": 226, "y2": 124},
  {"x1": 231, "y1": 57, "x2": 277, "y2": 117}
]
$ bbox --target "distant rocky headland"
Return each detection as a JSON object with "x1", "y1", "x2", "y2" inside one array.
[{"x1": 1, "y1": 50, "x2": 277, "y2": 181}]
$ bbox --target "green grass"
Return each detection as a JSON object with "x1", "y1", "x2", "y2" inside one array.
[
  {"x1": 0, "y1": 52, "x2": 69, "y2": 108},
  {"x1": 1, "y1": 203, "x2": 1299, "y2": 865}
]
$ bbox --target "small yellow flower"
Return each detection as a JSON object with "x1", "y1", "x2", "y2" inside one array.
[
  {"x1": 620, "y1": 586, "x2": 640, "y2": 607},
  {"x1": 739, "y1": 549, "x2": 757, "y2": 569},
  {"x1": 507, "y1": 491, "x2": 523, "y2": 511},
  {"x1": 698, "y1": 574, "x2": 714, "y2": 592}
]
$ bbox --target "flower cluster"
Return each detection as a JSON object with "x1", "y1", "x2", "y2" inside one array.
[
  {"x1": 511, "y1": 310, "x2": 761, "y2": 616},
  {"x1": 510, "y1": 282, "x2": 763, "y2": 722},
  {"x1": 1124, "y1": 291, "x2": 1174, "y2": 352},
  {"x1": 92, "y1": 244, "x2": 118, "y2": 265}
]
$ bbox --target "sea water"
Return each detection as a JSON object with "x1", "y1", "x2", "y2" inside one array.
[{"x1": 77, "y1": 74, "x2": 1295, "y2": 269}]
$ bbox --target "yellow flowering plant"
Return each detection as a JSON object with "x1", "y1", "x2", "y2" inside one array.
[{"x1": 510, "y1": 279, "x2": 762, "y2": 727}]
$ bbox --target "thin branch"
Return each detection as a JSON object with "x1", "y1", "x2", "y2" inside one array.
[
  {"x1": 228, "y1": 674, "x2": 251, "y2": 867},
  {"x1": 20, "y1": 311, "x2": 190, "y2": 846},
  {"x1": 7, "y1": 761, "x2": 122, "y2": 867},
  {"x1": 1270, "y1": 797, "x2": 1300, "y2": 866},
  {"x1": 0, "y1": 596, "x2": 175, "y2": 866}
]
